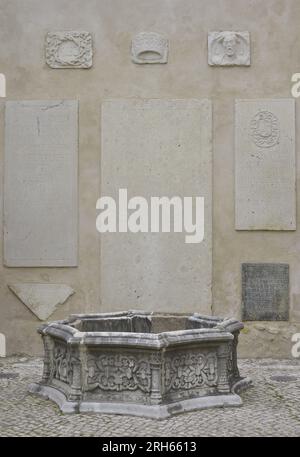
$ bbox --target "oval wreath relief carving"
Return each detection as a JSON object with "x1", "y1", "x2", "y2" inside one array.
[{"x1": 250, "y1": 111, "x2": 280, "y2": 148}]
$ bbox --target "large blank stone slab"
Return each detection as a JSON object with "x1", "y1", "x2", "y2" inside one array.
[
  {"x1": 101, "y1": 99, "x2": 212, "y2": 313},
  {"x1": 235, "y1": 99, "x2": 296, "y2": 230},
  {"x1": 242, "y1": 263, "x2": 289, "y2": 321},
  {"x1": 8, "y1": 283, "x2": 75, "y2": 320},
  {"x1": 4, "y1": 101, "x2": 78, "y2": 266}
]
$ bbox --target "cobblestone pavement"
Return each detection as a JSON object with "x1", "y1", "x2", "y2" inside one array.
[{"x1": 0, "y1": 357, "x2": 300, "y2": 437}]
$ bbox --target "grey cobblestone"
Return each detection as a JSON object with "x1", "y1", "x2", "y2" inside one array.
[{"x1": 0, "y1": 357, "x2": 300, "y2": 436}]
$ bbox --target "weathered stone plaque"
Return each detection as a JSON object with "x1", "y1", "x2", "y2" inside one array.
[
  {"x1": 8, "y1": 283, "x2": 75, "y2": 320},
  {"x1": 242, "y1": 263, "x2": 289, "y2": 321},
  {"x1": 4, "y1": 101, "x2": 78, "y2": 266},
  {"x1": 46, "y1": 31, "x2": 93, "y2": 68},
  {"x1": 101, "y1": 99, "x2": 212, "y2": 313},
  {"x1": 208, "y1": 31, "x2": 250, "y2": 66},
  {"x1": 235, "y1": 99, "x2": 296, "y2": 230},
  {"x1": 131, "y1": 32, "x2": 168, "y2": 64}
]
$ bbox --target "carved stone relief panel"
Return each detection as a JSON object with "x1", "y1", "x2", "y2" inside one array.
[
  {"x1": 131, "y1": 32, "x2": 168, "y2": 64},
  {"x1": 163, "y1": 351, "x2": 218, "y2": 393},
  {"x1": 85, "y1": 353, "x2": 151, "y2": 393},
  {"x1": 250, "y1": 111, "x2": 280, "y2": 148},
  {"x1": 208, "y1": 31, "x2": 250, "y2": 66},
  {"x1": 46, "y1": 31, "x2": 93, "y2": 68}
]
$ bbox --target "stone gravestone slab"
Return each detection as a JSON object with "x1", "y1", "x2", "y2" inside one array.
[
  {"x1": 242, "y1": 263, "x2": 289, "y2": 321},
  {"x1": 235, "y1": 99, "x2": 296, "y2": 230},
  {"x1": 4, "y1": 100, "x2": 78, "y2": 266},
  {"x1": 101, "y1": 99, "x2": 212, "y2": 313}
]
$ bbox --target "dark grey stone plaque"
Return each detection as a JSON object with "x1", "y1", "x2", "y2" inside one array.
[{"x1": 242, "y1": 263, "x2": 289, "y2": 321}]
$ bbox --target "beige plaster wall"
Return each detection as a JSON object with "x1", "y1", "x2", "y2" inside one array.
[{"x1": 0, "y1": 0, "x2": 299, "y2": 357}]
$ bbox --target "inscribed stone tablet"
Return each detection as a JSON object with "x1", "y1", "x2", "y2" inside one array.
[
  {"x1": 235, "y1": 99, "x2": 296, "y2": 230},
  {"x1": 242, "y1": 263, "x2": 289, "y2": 321},
  {"x1": 4, "y1": 101, "x2": 78, "y2": 266}
]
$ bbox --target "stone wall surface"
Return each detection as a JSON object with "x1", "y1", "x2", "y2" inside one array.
[{"x1": 0, "y1": 0, "x2": 300, "y2": 357}]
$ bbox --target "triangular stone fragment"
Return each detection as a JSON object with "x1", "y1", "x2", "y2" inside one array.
[{"x1": 8, "y1": 284, "x2": 75, "y2": 321}]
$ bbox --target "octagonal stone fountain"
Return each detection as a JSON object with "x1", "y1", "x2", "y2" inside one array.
[{"x1": 29, "y1": 311, "x2": 251, "y2": 419}]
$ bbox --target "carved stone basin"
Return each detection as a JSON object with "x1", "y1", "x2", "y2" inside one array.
[{"x1": 29, "y1": 311, "x2": 251, "y2": 419}]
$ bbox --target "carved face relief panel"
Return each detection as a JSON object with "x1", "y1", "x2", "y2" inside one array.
[
  {"x1": 46, "y1": 31, "x2": 93, "y2": 68},
  {"x1": 250, "y1": 111, "x2": 280, "y2": 148},
  {"x1": 131, "y1": 32, "x2": 168, "y2": 64},
  {"x1": 208, "y1": 31, "x2": 250, "y2": 66}
]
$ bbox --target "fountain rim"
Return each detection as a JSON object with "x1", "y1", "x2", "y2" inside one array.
[{"x1": 37, "y1": 310, "x2": 243, "y2": 349}]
